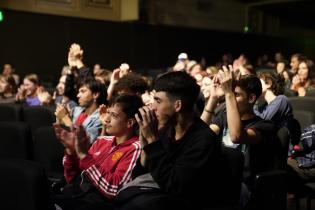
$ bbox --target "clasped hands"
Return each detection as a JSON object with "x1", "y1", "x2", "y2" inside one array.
[{"x1": 135, "y1": 106, "x2": 158, "y2": 145}]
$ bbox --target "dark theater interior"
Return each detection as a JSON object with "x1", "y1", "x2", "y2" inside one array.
[{"x1": 0, "y1": 0, "x2": 315, "y2": 210}]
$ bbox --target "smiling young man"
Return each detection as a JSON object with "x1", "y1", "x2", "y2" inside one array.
[
  {"x1": 53, "y1": 94, "x2": 143, "y2": 210},
  {"x1": 55, "y1": 77, "x2": 107, "y2": 143},
  {"x1": 115, "y1": 71, "x2": 220, "y2": 210}
]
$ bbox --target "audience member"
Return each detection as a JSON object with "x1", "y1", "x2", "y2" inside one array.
[
  {"x1": 115, "y1": 71, "x2": 220, "y2": 210},
  {"x1": 0, "y1": 75, "x2": 17, "y2": 104},
  {"x1": 255, "y1": 71, "x2": 293, "y2": 125},
  {"x1": 52, "y1": 94, "x2": 143, "y2": 210},
  {"x1": 55, "y1": 77, "x2": 107, "y2": 143}
]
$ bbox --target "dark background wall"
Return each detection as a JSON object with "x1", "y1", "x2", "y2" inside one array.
[{"x1": 0, "y1": 9, "x2": 311, "y2": 85}]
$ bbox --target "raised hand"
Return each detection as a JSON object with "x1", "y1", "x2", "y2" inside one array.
[
  {"x1": 16, "y1": 84, "x2": 27, "y2": 101},
  {"x1": 218, "y1": 65, "x2": 234, "y2": 94},
  {"x1": 67, "y1": 43, "x2": 84, "y2": 68},
  {"x1": 119, "y1": 63, "x2": 131, "y2": 78},
  {"x1": 37, "y1": 89, "x2": 52, "y2": 105},
  {"x1": 99, "y1": 104, "x2": 107, "y2": 125}
]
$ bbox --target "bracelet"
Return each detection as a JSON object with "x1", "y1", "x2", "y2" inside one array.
[{"x1": 204, "y1": 109, "x2": 215, "y2": 114}]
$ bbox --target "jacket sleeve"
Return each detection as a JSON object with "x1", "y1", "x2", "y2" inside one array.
[
  {"x1": 63, "y1": 153, "x2": 80, "y2": 183},
  {"x1": 143, "y1": 134, "x2": 217, "y2": 195},
  {"x1": 79, "y1": 142, "x2": 141, "y2": 199}
]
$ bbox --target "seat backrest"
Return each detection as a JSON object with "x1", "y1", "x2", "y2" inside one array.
[
  {"x1": 33, "y1": 126, "x2": 64, "y2": 180},
  {"x1": 22, "y1": 106, "x2": 56, "y2": 133},
  {"x1": 305, "y1": 89, "x2": 315, "y2": 97},
  {"x1": 250, "y1": 170, "x2": 287, "y2": 210},
  {"x1": 0, "y1": 103, "x2": 22, "y2": 122},
  {"x1": 216, "y1": 146, "x2": 244, "y2": 206},
  {"x1": 0, "y1": 158, "x2": 52, "y2": 210},
  {"x1": 289, "y1": 97, "x2": 315, "y2": 114},
  {"x1": 0, "y1": 122, "x2": 33, "y2": 160},
  {"x1": 293, "y1": 110, "x2": 315, "y2": 130},
  {"x1": 274, "y1": 126, "x2": 290, "y2": 170},
  {"x1": 285, "y1": 117, "x2": 301, "y2": 145}
]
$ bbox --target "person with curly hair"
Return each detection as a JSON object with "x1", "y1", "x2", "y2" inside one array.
[{"x1": 255, "y1": 71, "x2": 293, "y2": 125}]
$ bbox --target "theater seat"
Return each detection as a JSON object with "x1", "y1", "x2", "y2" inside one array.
[
  {"x1": 0, "y1": 122, "x2": 33, "y2": 160},
  {"x1": 0, "y1": 158, "x2": 53, "y2": 210}
]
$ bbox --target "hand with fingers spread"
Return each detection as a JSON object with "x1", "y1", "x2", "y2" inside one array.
[
  {"x1": 67, "y1": 43, "x2": 84, "y2": 69},
  {"x1": 135, "y1": 106, "x2": 158, "y2": 144},
  {"x1": 218, "y1": 65, "x2": 234, "y2": 94}
]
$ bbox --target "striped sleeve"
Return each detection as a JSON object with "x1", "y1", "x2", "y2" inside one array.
[
  {"x1": 81, "y1": 141, "x2": 141, "y2": 199},
  {"x1": 63, "y1": 153, "x2": 80, "y2": 183}
]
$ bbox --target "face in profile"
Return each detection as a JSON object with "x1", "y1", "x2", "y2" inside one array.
[
  {"x1": 104, "y1": 104, "x2": 131, "y2": 137},
  {"x1": 298, "y1": 62, "x2": 309, "y2": 82},
  {"x1": 56, "y1": 75, "x2": 66, "y2": 95},
  {"x1": 77, "y1": 85, "x2": 94, "y2": 107},
  {"x1": 151, "y1": 91, "x2": 176, "y2": 128}
]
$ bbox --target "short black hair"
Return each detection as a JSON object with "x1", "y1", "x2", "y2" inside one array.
[
  {"x1": 79, "y1": 77, "x2": 108, "y2": 106},
  {"x1": 109, "y1": 94, "x2": 144, "y2": 119},
  {"x1": 235, "y1": 74, "x2": 262, "y2": 99},
  {"x1": 153, "y1": 71, "x2": 200, "y2": 112},
  {"x1": 114, "y1": 73, "x2": 149, "y2": 95}
]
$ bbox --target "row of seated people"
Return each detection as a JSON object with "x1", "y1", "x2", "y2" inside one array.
[
  {"x1": 1, "y1": 45, "x2": 314, "y2": 209},
  {"x1": 0, "y1": 70, "x2": 291, "y2": 210}
]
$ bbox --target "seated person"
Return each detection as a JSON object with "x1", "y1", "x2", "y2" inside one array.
[
  {"x1": 2, "y1": 63, "x2": 20, "y2": 85},
  {"x1": 0, "y1": 75, "x2": 17, "y2": 104},
  {"x1": 52, "y1": 94, "x2": 143, "y2": 210},
  {"x1": 15, "y1": 74, "x2": 52, "y2": 106},
  {"x1": 202, "y1": 66, "x2": 279, "y2": 207},
  {"x1": 54, "y1": 74, "x2": 77, "y2": 110},
  {"x1": 55, "y1": 77, "x2": 107, "y2": 143},
  {"x1": 255, "y1": 71, "x2": 293, "y2": 126},
  {"x1": 114, "y1": 71, "x2": 220, "y2": 210},
  {"x1": 287, "y1": 124, "x2": 315, "y2": 190}
]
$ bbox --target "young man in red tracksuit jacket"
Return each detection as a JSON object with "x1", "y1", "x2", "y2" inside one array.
[{"x1": 52, "y1": 94, "x2": 143, "y2": 210}]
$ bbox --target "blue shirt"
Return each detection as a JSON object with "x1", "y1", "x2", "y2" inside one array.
[{"x1": 26, "y1": 95, "x2": 41, "y2": 106}]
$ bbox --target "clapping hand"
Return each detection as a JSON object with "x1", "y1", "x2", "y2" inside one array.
[{"x1": 135, "y1": 106, "x2": 158, "y2": 144}]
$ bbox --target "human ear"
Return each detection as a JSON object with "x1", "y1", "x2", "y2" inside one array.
[
  {"x1": 127, "y1": 118, "x2": 136, "y2": 129},
  {"x1": 248, "y1": 93, "x2": 257, "y2": 104},
  {"x1": 174, "y1": 100, "x2": 182, "y2": 112}
]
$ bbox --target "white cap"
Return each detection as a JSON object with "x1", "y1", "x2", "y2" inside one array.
[{"x1": 178, "y1": 52, "x2": 188, "y2": 60}]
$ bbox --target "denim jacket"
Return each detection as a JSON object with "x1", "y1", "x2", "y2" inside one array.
[{"x1": 71, "y1": 106, "x2": 102, "y2": 144}]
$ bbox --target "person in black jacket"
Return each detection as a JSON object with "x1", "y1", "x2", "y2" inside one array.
[
  {"x1": 114, "y1": 71, "x2": 221, "y2": 210},
  {"x1": 64, "y1": 43, "x2": 93, "y2": 103}
]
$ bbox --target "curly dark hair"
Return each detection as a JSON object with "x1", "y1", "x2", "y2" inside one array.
[
  {"x1": 114, "y1": 73, "x2": 149, "y2": 96},
  {"x1": 257, "y1": 71, "x2": 285, "y2": 96}
]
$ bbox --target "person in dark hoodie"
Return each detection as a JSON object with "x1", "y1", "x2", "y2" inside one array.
[{"x1": 114, "y1": 71, "x2": 221, "y2": 210}]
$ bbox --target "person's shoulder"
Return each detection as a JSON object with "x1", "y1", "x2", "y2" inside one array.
[
  {"x1": 250, "y1": 117, "x2": 276, "y2": 132},
  {"x1": 275, "y1": 95, "x2": 289, "y2": 103},
  {"x1": 193, "y1": 118, "x2": 218, "y2": 139}
]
